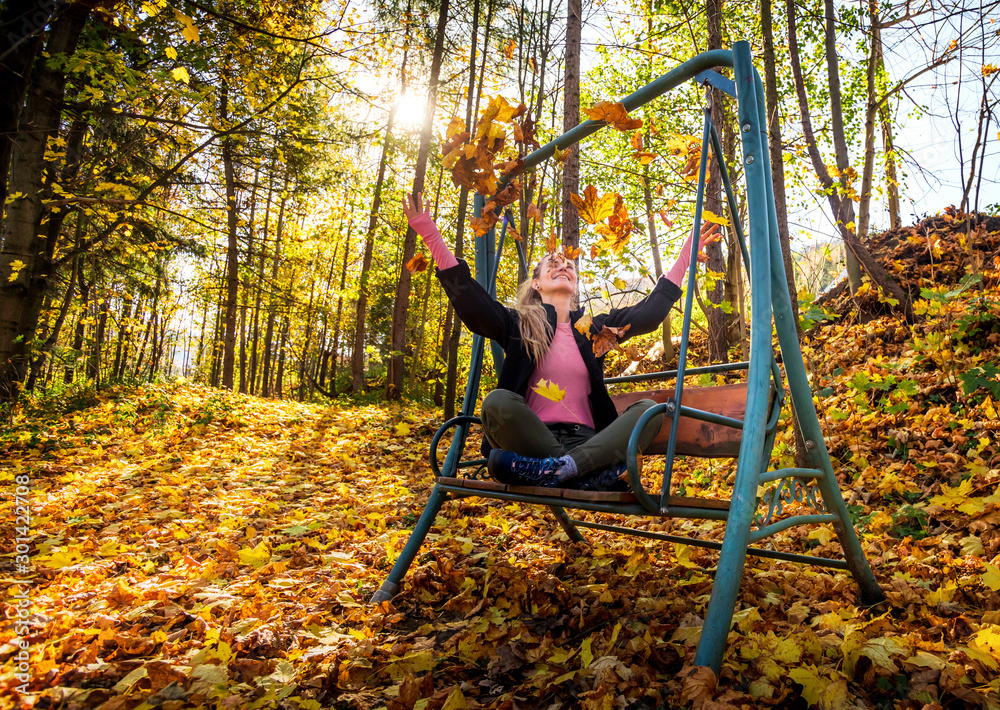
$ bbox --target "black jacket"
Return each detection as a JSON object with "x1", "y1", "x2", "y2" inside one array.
[{"x1": 436, "y1": 259, "x2": 681, "y2": 433}]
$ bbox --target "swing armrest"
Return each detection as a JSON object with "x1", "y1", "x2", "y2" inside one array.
[{"x1": 429, "y1": 415, "x2": 485, "y2": 478}]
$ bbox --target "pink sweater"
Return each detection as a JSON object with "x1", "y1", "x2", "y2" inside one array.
[
  {"x1": 408, "y1": 213, "x2": 697, "y2": 426},
  {"x1": 525, "y1": 322, "x2": 595, "y2": 427}
]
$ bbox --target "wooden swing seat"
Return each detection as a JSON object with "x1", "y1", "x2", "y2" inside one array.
[{"x1": 435, "y1": 382, "x2": 749, "y2": 510}]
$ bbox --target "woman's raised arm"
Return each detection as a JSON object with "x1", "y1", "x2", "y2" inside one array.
[{"x1": 403, "y1": 192, "x2": 459, "y2": 270}]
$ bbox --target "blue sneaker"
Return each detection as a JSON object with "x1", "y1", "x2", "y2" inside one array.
[
  {"x1": 487, "y1": 450, "x2": 565, "y2": 487},
  {"x1": 575, "y1": 464, "x2": 629, "y2": 492}
]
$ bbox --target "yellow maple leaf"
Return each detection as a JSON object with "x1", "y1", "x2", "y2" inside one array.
[
  {"x1": 789, "y1": 665, "x2": 849, "y2": 710},
  {"x1": 171, "y1": 66, "x2": 190, "y2": 84},
  {"x1": 702, "y1": 209, "x2": 730, "y2": 227},
  {"x1": 531, "y1": 379, "x2": 566, "y2": 402},
  {"x1": 570, "y1": 184, "x2": 616, "y2": 225},
  {"x1": 237, "y1": 542, "x2": 271, "y2": 570},
  {"x1": 175, "y1": 10, "x2": 199, "y2": 42},
  {"x1": 394, "y1": 422, "x2": 411, "y2": 436},
  {"x1": 574, "y1": 313, "x2": 593, "y2": 339},
  {"x1": 930, "y1": 478, "x2": 974, "y2": 509}
]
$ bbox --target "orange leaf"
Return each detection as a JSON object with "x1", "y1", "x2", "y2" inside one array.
[
  {"x1": 526, "y1": 203, "x2": 543, "y2": 222},
  {"x1": 545, "y1": 230, "x2": 560, "y2": 253},
  {"x1": 405, "y1": 253, "x2": 429, "y2": 273},
  {"x1": 632, "y1": 151, "x2": 658, "y2": 165},
  {"x1": 592, "y1": 324, "x2": 630, "y2": 358},
  {"x1": 584, "y1": 101, "x2": 643, "y2": 131},
  {"x1": 574, "y1": 313, "x2": 593, "y2": 339},
  {"x1": 631, "y1": 130, "x2": 643, "y2": 151},
  {"x1": 570, "y1": 184, "x2": 617, "y2": 225},
  {"x1": 562, "y1": 245, "x2": 581, "y2": 260},
  {"x1": 594, "y1": 195, "x2": 633, "y2": 254},
  {"x1": 504, "y1": 38, "x2": 516, "y2": 60}
]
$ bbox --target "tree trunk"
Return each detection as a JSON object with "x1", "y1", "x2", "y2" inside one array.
[
  {"x1": 275, "y1": 316, "x2": 289, "y2": 399},
  {"x1": 220, "y1": 70, "x2": 240, "y2": 390},
  {"x1": 823, "y1": 0, "x2": 863, "y2": 288},
  {"x1": 64, "y1": 269, "x2": 89, "y2": 384},
  {"x1": 560, "y1": 0, "x2": 581, "y2": 253},
  {"x1": 0, "y1": 0, "x2": 55, "y2": 208},
  {"x1": 878, "y1": 26, "x2": 901, "y2": 230},
  {"x1": 330, "y1": 229, "x2": 351, "y2": 393},
  {"x1": 298, "y1": 273, "x2": 317, "y2": 401},
  {"x1": 87, "y1": 293, "x2": 108, "y2": 384},
  {"x1": 387, "y1": 0, "x2": 451, "y2": 400},
  {"x1": 260, "y1": 188, "x2": 287, "y2": 398},
  {"x1": 704, "y1": 0, "x2": 728, "y2": 364},
  {"x1": 27, "y1": 225, "x2": 83, "y2": 390},
  {"x1": 239, "y1": 166, "x2": 260, "y2": 393},
  {"x1": 112, "y1": 295, "x2": 133, "y2": 382},
  {"x1": 787, "y1": 0, "x2": 912, "y2": 321},
  {"x1": 761, "y1": 0, "x2": 799, "y2": 326},
  {"x1": 0, "y1": 1, "x2": 93, "y2": 402},
  {"x1": 249, "y1": 165, "x2": 277, "y2": 394}
]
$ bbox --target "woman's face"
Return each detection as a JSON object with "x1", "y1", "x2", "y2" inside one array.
[{"x1": 532, "y1": 254, "x2": 577, "y2": 297}]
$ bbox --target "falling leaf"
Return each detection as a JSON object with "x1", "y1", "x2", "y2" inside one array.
[
  {"x1": 545, "y1": 230, "x2": 560, "y2": 253},
  {"x1": 632, "y1": 151, "x2": 658, "y2": 165},
  {"x1": 574, "y1": 313, "x2": 593, "y2": 339},
  {"x1": 446, "y1": 116, "x2": 467, "y2": 138},
  {"x1": 702, "y1": 209, "x2": 730, "y2": 227},
  {"x1": 562, "y1": 245, "x2": 581, "y2": 260},
  {"x1": 405, "y1": 254, "x2": 428, "y2": 273},
  {"x1": 504, "y1": 38, "x2": 516, "y2": 60},
  {"x1": 526, "y1": 203, "x2": 543, "y2": 222},
  {"x1": 594, "y1": 195, "x2": 632, "y2": 253},
  {"x1": 553, "y1": 146, "x2": 572, "y2": 163},
  {"x1": 165, "y1": 46, "x2": 178, "y2": 60},
  {"x1": 591, "y1": 324, "x2": 630, "y2": 358},
  {"x1": 531, "y1": 379, "x2": 566, "y2": 402},
  {"x1": 584, "y1": 101, "x2": 642, "y2": 131},
  {"x1": 630, "y1": 131, "x2": 643, "y2": 151},
  {"x1": 171, "y1": 66, "x2": 190, "y2": 84},
  {"x1": 570, "y1": 184, "x2": 616, "y2": 225}
]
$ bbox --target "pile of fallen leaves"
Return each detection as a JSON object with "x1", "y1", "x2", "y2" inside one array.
[
  {"x1": 819, "y1": 209, "x2": 1000, "y2": 319},
  {"x1": 2, "y1": 212, "x2": 1000, "y2": 710}
]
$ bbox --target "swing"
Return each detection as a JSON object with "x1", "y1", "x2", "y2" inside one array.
[{"x1": 371, "y1": 42, "x2": 885, "y2": 673}]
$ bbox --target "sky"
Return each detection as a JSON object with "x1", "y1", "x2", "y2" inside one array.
[{"x1": 578, "y1": 0, "x2": 999, "y2": 251}]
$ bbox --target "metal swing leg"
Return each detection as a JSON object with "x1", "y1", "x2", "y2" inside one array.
[
  {"x1": 549, "y1": 505, "x2": 587, "y2": 543},
  {"x1": 371, "y1": 485, "x2": 449, "y2": 603}
]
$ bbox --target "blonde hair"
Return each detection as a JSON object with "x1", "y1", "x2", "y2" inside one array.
[{"x1": 512, "y1": 256, "x2": 579, "y2": 364}]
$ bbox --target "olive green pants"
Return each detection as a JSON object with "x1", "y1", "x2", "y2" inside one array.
[{"x1": 480, "y1": 389, "x2": 664, "y2": 476}]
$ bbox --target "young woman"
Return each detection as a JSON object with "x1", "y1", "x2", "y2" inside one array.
[{"x1": 404, "y1": 192, "x2": 719, "y2": 490}]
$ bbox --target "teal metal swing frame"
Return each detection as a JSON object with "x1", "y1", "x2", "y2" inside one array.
[{"x1": 371, "y1": 42, "x2": 885, "y2": 673}]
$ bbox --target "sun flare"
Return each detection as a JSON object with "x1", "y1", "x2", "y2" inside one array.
[{"x1": 393, "y1": 92, "x2": 427, "y2": 130}]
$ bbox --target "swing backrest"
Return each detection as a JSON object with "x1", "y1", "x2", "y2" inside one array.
[{"x1": 611, "y1": 383, "x2": 749, "y2": 457}]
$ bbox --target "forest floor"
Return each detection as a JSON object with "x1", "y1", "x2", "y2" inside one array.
[{"x1": 3, "y1": 212, "x2": 1000, "y2": 710}]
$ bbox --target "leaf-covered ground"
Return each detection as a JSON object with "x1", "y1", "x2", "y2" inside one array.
[{"x1": 3, "y1": 215, "x2": 1000, "y2": 710}]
